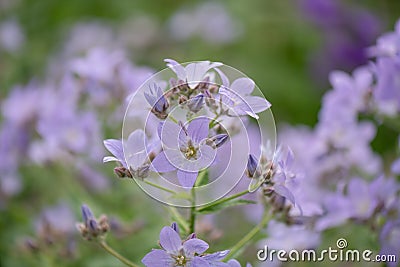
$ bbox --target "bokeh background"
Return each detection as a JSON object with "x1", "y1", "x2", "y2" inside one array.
[{"x1": 1, "y1": 0, "x2": 400, "y2": 266}]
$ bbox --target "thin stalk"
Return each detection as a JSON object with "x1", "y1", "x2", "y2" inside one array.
[
  {"x1": 189, "y1": 186, "x2": 196, "y2": 234},
  {"x1": 189, "y1": 170, "x2": 208, "y2": 234},
  {"x1": 144, "y1": 180, "x2": 175, "y2": 194},
  {"x1": 196, "y1": 189, "x2": 249, "y2": 213},
  {"x1": 98, "y1": 240, "x2": 139, "y2": 267},
  {"x1": 169, "y1": 207, "x2": 190, "y2": 234},
  {"x1": 224, "y1": 211, "x2": 272, "y2": 261}
]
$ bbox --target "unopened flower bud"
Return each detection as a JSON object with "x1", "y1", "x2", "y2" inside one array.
[
  {"x1": 114, "y1": 166, "x2": 132, "y2": 178},
  {"x1": 187, "y1": 94, "x2": 204, "y2": 113},
  {"x1": 171, "y1": 222, "x2": 179, "y2": 234},
  {"x1": 77, "y1": 205, "x2": 109, "y2": 241},
  {"x1": 144, "y1": 83, "x2": 169, "y2": 120},
  {"x1": 247, "y1": 154, "x2": 258, "y2": 178},
  {"x1": 207, "y1": 134, "x2": 229, "y2": 148}
]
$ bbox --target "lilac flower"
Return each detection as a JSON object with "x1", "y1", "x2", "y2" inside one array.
[
  {"x1": 367, "y1": 19, "x2": 400, "y2": 57},
  {"x1": 261, "y1": 220, "x2": 320, "y2": 251},
  {"x1": 151, "y1": 117, "x2": 217, "y2": 187},
  {"x1": 35, "y1": 202, "x2": 75, "y2": 236},
  {"x1": 69, "y1": 47, "x2": 125, "y2": 84},
  {"x1": 142, "y1": 223, "x2": 210, "y2": 267},
  {"x1": 168, "y1": 2, "x2": 242, "y2": 45},
  {"x1": 218, "y1": 77, "x2": 271, "y2": 119},
  {"x1": 379, "y1": 220, "x2": 400, "y2": 267},
  {"x1": 0, "y1": 18, "x2": 25, "y2": 53},
  {"x1": 144, "y1": 83, "x2": 169, "y2": 119},
  {"x1": 165, "y1": 59, "x2": 222, "y2": 89},
  {"x1": 372, "y1": 57, "x2": 400, "y2": 115},
  {"x1": 103, "y1": 129, "x2": 157, "y2": 179}
]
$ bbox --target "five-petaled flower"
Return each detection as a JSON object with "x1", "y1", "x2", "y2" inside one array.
[
  {"x1": 142, "y1": 223, "x2": 228, "y2": 267},
  {"x1": 151, "y1": 117, "x2": 219, "y2": 188}
]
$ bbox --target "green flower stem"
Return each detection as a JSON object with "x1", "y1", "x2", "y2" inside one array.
[
  {"x1": 196, "y1": 189, "x2": 249, "y2": 213},
  {"x1": 98, "y1": 240, "x2": 139, "y2": 267},
  {"x1": 144, "y1": 180, "x2": 175, "y2": 194},
  {"x1": 189, "y1": 170, "x2": 208, "y2": 234},
  {"x1": 189, "y1": 186, "x2": 196, "y2": 234},
  {"x1": 169, "y1": 206, "x2": 190, "y2": 234},
  {"x1": 224, "y1": 211, "x2": 272, "y2": 261}
]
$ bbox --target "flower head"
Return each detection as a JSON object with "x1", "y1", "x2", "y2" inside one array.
[
  {"x1": 142, "y1": 223, "x2": 232, "y2": 267},
  {"x1": 218, "y1": 77, "x2": 271, "y2": 119},
  {"x1": 165, "y1": 59, "x2": 222, "y2": 89},
  {"x1": 151, "y1": 117, "x2": 217, "y2": 187}
]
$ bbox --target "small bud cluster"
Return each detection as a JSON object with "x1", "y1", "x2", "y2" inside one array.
[{"x1": 76, "y1": 205, "x2": 109, "y2": 241}]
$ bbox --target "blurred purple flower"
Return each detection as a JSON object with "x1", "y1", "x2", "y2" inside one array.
[
  {"x1": 379, "y1": 220, "x2": 400, "y2": 267},
  {"x1": 300, "y1": 0, "x2": 381, "y2": 84},
  {"x1": 168, "y1": 2, "x2": 242, "y2": 45},
  {"x1": 367, "y1": 19, "x2": 400, "y2": 57},
  {"x1": 151, "y1": 117, "x2": 216, "y2": 187}
]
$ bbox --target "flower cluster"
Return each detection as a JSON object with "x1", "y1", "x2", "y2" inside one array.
[
  {"x1": 103, "y1": 59, "x2": 271, "y2": 189},
  {"x1": 274, "y1": 19, "x2": 400, "y2": 266}
]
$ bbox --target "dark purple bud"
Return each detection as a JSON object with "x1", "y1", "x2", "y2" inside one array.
[
  {"x1": 247, "y1": 154, "x2": 258, "y2": 178},
  {"x1": 81, "y1": 204, "x2": 94, "y2": 225},
  {"x1": 144, "y1": 83, "x2": 169, "y2": 119},
  {"x1": 187, "y1": 94, "x2": 204, "y2": 113},
  {"x1": 171, "y1": 222, "x2": 180, "y2": 234},
  {"x1": 213, "y1": 134, "x2": 229, "y2": 148},
  {"x1": 88, "y1": 219, "x2": 99, "y2": 233},
  {"x1": 187, "y1": 233, "x2": 197, "y2": 239}
]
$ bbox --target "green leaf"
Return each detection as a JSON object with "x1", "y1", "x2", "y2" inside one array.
[
  {"x1": 196, "y1": 199, "x2": 256, "y2": 214},
  {"x1": 195, "y1": 170, "x2": 209, "y2": 187}
]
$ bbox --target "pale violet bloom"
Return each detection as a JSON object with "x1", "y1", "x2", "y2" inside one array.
[
  {"x1": 261, "y1": 220, "x2": 320, "y2": 251},
  {"x1": 103, "y1": 129, "x2": 157, "y2": 179},
  {"x1": 151, "y1": 117, "x2": 219, "y2": 188},
  {"x1": 142, "y1": 223, "x2": 211, "y2": 267},
  {"x1": 165, "y1": 59, "x2": 222, "y2": 89},
  {"x1": 218, "y1": 77, "x2": 271, "y2": 119},
  {"x1": 367, "y1": 19, "x2": 400, "y2": 57}
]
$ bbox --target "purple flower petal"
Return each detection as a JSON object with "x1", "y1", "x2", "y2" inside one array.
[
  {"x1": 158, "y1": 121, "x2": 185, "y2": 148},
  {"x1": 230, "y1": 77, "x2": 255, "y2": 96},
  {"x1": 188, "y1": 256, "x2": 211, "y2": 267},
  {"x1": 151, "y1": 152, "x2": 176, "y2": 173},
  {"x1": 165, "y1": 59, "x2": 186, "y2": 80},
  {"x1": 103, "y1": 139, "x2": 126, "y2": 167},
  {"x1": 142, "y1": 249, "x2": 174, "y2": 267},
  {"x1": 183, "y1": 238, "x2": 209, "y2": 256},
  {"x1": 203, "y1": 250, "x2": 230, "y2": 262},
  {"x1": 177, "y1": 170, "x2": 198, "y2": 188},
  {"x1": 127, "y1": 130, "x2": 146, "y2": 154},
  {"x1": 159, "y1": 226, "x2": 182, "y2": 254},
  {"x1": 273, "y1": 184, "x2": 296, "y2": 205},
  {"x1": 227, "y1": 259, "x2": 241, "y2": 267},
  {"x1": 187, "y1": 117, "x2": 209, "y2": 145},
  {"x1": 242, "y1": 96, "x2": 271, "y2": 114}
]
